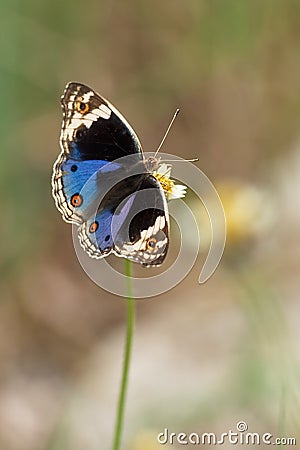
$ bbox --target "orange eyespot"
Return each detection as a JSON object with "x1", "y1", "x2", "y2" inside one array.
[
  {"x1": 71, "y1": 193, "x2": 83, "y2": 207},
  {"x1": 76, "y1": 101, "x2": 89, "y2": 114},
  {"x1": 89, "y1": 221, "x2": 99, "y2": 233},
  {"x1": 147, "y1": 237, "x2": 157, "y2": 250}
]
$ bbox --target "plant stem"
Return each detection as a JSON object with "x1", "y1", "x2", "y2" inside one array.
[{"x1": 112, "y1": 259, "x2": 135, "y2": 450}]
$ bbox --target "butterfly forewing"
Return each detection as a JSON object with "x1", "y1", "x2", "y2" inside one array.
[{"x1": 60, "y1": 82, "x2": 143, "y2": 160}]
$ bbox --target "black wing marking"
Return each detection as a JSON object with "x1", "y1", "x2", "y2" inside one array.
[
  {"x1": 77, "y1": 173, "x2": 169, "y2": 266},
  {"x1": 60, "y1": 82, "x2": 143, "y2": 161},
  {"x1": 113, "y1": 174, "x2": 169, "y2": 267}
]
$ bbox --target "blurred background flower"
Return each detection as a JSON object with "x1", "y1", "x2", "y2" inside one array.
[
  {"x1": 129, "y1": 429, "x2": 163, "y2": 450},
  {"x1": 1, "y1": 0, "x2": 300, "y2": 449}
]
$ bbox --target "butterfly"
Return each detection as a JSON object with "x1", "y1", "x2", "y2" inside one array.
[{"x1": 52, "y1": 82, "x2": 186, "y2": 267}]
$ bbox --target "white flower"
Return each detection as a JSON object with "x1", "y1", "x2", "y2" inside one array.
[{"x1": 152, "y1": 163, "x2": 187, "y2": 200}]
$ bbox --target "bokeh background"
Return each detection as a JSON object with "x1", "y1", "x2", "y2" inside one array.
[{"x1": 1, "y1": 0, "x2": 300, "y2": 449}]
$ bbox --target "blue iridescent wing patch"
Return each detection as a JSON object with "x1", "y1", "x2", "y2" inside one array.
[
  {"x1": 52, "y1": 155, "x2": 122, "y2": 224},
  {"x1": 78, "y1": 192, "x2": 137, "y2": 258},
  {"x1": 77, "y1": 176, "x2": 169, "y2": 266},
  {"x1": 52, "y1": 82, "x2": 169, "y2": 266}
]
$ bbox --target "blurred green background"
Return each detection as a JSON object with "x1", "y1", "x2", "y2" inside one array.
[{"x1": 1, "y1": 0, "x2": 300, "y2": 449}]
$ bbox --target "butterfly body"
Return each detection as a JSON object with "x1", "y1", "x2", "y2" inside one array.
[{"x1": 52, "y1": 82, "x2": 171, "y2": 266}]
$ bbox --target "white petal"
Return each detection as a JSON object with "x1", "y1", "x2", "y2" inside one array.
[
  {"x1": 168, "y1": 184, "x2": 187, "y2": 200},
  {"x1": 155, "y1": 163, "x2": 172, "y2": 178}
]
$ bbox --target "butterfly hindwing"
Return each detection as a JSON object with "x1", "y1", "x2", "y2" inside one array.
[
  {"x1": 78, "y1": 189, "x2": 137, "y2": 258},
  {"x1": 77, "y1": 174, "x2": 169, "y2": 266},
  {"x1": 78, "y1": 208, "x2": 115, "y2": 257},
  {"x1": 114, "y1": 175, "x2": 169, "y2": 266}
]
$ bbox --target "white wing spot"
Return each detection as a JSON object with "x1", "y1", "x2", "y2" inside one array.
[
  {"x1": 92, "y1": 104, "x2": 111, "y2": 120},
  {"x1": 82, "y1": 92, "x2": 94, "y2": 103}
]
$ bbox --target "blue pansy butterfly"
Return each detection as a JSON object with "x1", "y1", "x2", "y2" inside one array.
[{"x1": 52, "y1": 82, "x2": 186, "y2": 266}]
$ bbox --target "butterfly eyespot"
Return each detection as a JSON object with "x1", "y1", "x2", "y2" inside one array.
[
  {"x1": 71, "y1": 164, "x2": 78, "y2": 172},
  {"x1": 105, "y1": 234, "x2": 110, "y2": 242},
  {"x1": 76, "y1": 101, "x2": 89, "y2": 114},
  {"x1": 89, "y1": 221, "x2": 99, "y2": 233},
  {"x1": 147, "y1": 238, "x2": 157, "y2": 250},
  {"x1": 71, "y1": 193, "x2": 83, "y2": 207}
]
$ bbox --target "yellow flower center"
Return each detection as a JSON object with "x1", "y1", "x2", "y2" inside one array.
[{"x1": 153, "y1": 173, "x2": 174, "y2": 195}]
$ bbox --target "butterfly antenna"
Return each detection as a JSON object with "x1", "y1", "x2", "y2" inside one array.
[
  {"x1": 154, "y1": 108, "x2": 180, "y2": 158},
  {"x1": 163, "y1": 158, "x2": 199, "y2": 163}
]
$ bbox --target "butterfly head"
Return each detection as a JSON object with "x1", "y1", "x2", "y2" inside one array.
[{"x1": 145, "y1": 155, "x2": 161, "y2": 172}]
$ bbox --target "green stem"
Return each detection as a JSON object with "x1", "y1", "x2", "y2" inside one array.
[{"x1": 112, "y1": 259, "x2": 135, "y2": 450}]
